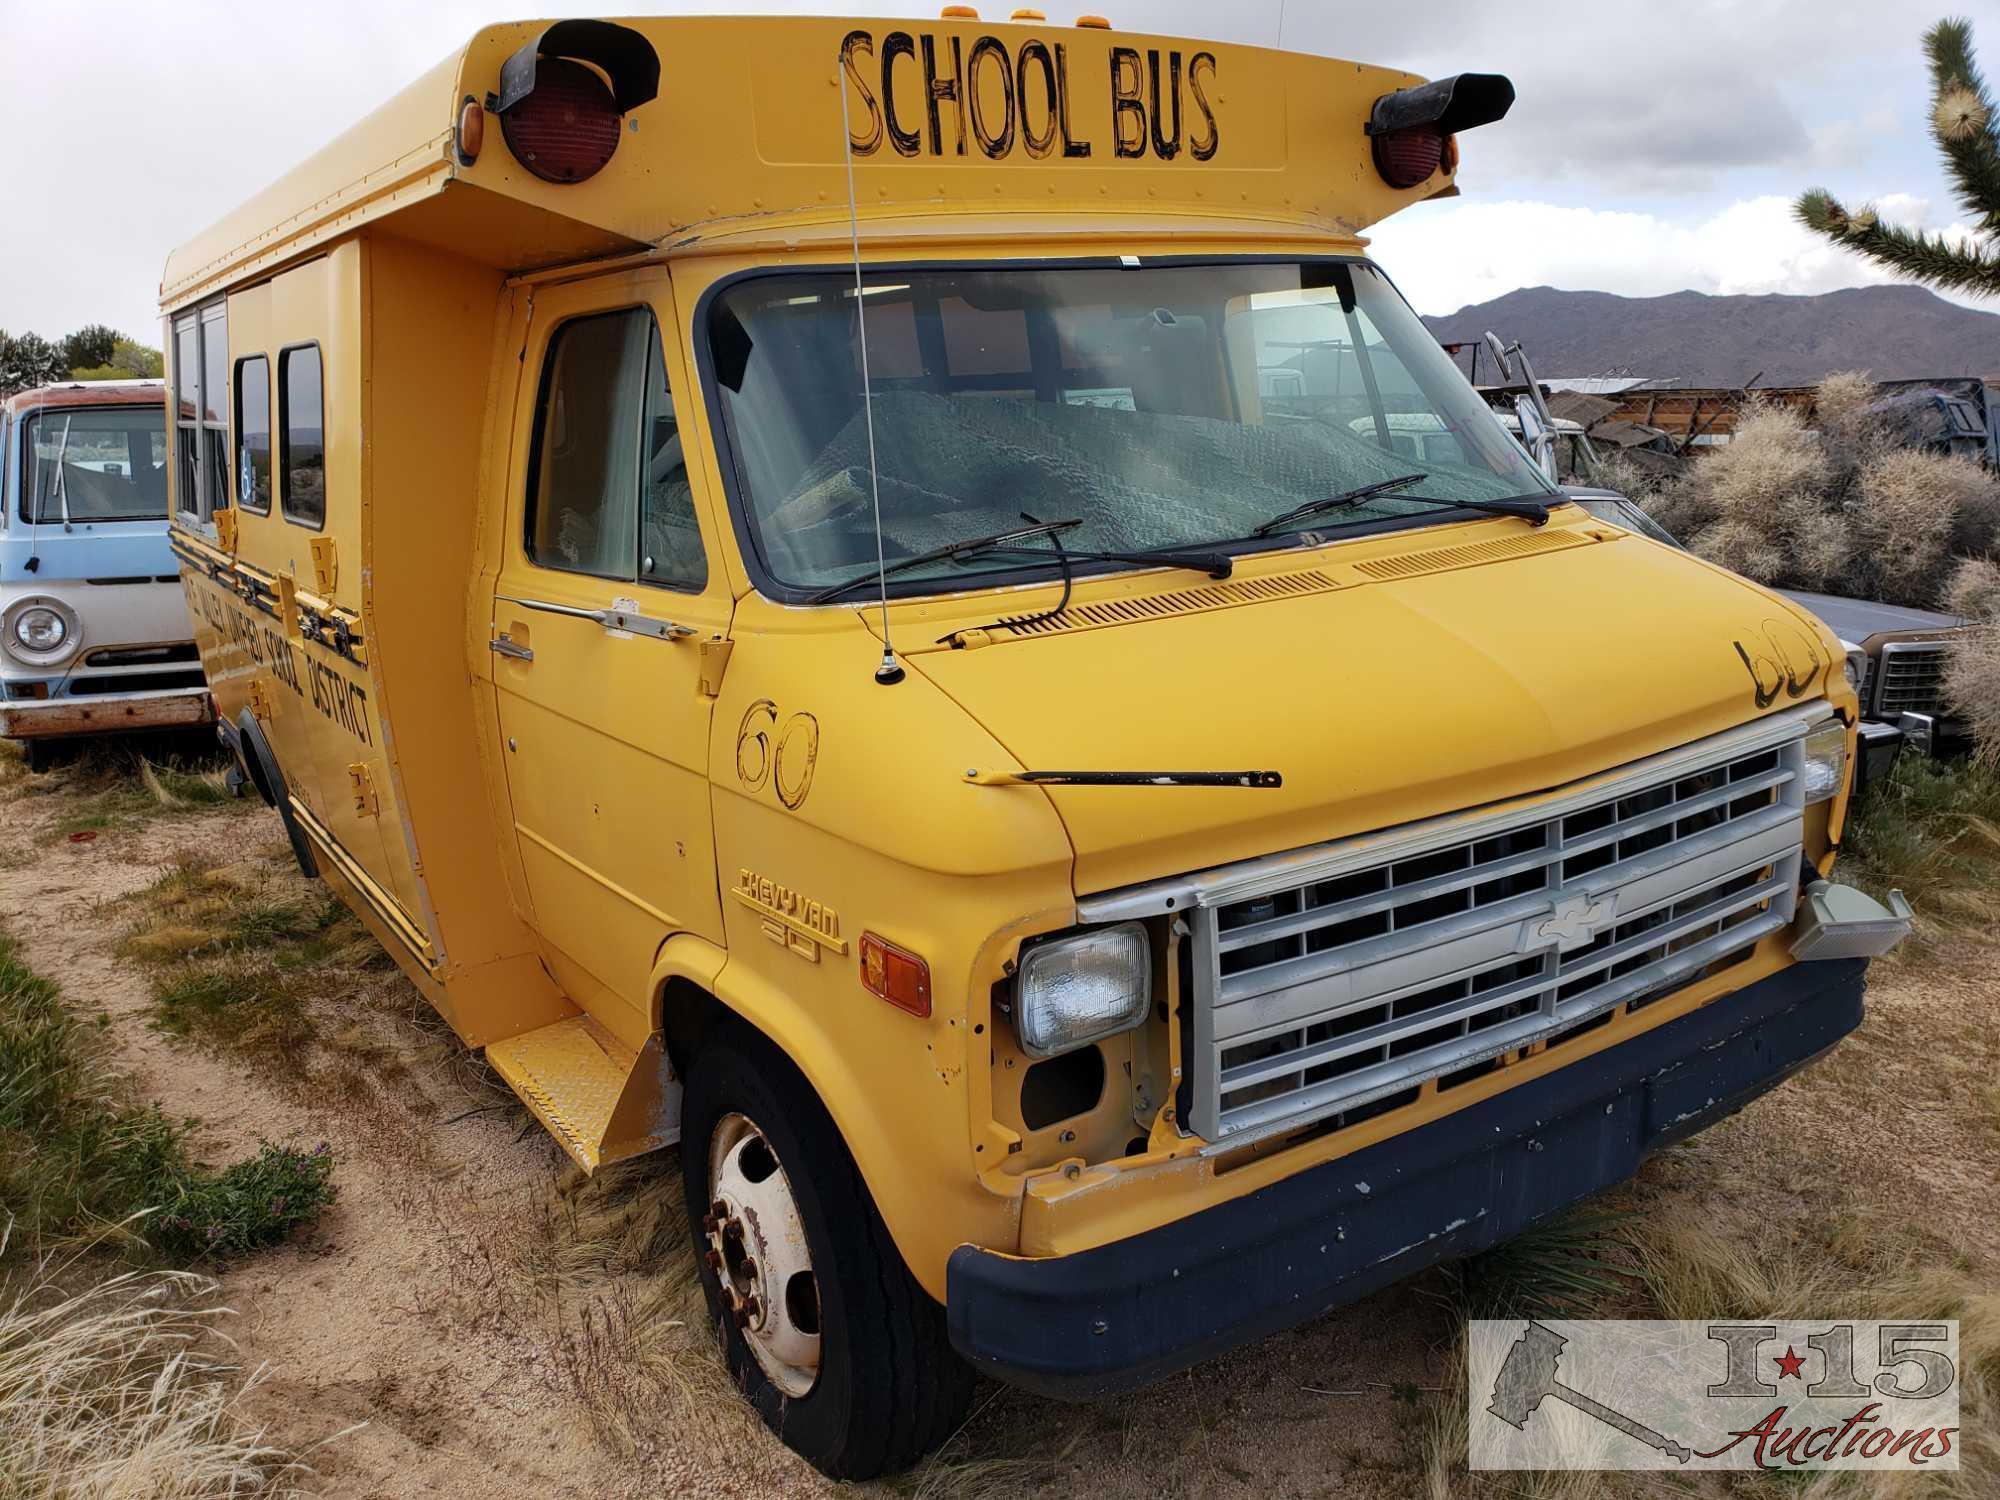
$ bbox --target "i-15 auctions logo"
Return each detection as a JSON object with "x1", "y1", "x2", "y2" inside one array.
[{"x1": 1469, "y1": 1320, "x2": 1959, "y2": 1471}]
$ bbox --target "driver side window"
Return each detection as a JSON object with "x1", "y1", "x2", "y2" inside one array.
[{"x1": 526, "y1": 307, "x2": 706, "y2": 591}]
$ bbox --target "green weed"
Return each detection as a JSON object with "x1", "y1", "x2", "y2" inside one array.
[
  {"x1": 151, "y1": 1141, "x2": 336, "y2": 1260},
  {"x1": 0, "y1": 929, "x2": 333, "y2": 1264}
]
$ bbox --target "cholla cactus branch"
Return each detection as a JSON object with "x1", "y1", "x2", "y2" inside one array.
[
  {"x1": 1794, "y1": 18, "x2": 2000, "y2": 296},
  {"x1": 1925, "y1": 18, "x2": 2000, "y2": 231}
]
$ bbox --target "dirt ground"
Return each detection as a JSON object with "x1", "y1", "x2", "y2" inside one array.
[{"x1": 2, "y1": 756, "x2": 1994, "y2": 1498}]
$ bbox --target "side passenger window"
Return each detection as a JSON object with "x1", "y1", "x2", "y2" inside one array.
[{"x1": 528, "y1": 308, "x2": 706, "y2": 590}]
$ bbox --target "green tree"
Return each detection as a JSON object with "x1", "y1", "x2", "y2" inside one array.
[
  {"x1": 111, "y1": 337, "x2": 165, "y2": 378},
  {"x1": 60, "y1": 322, "x2": 118, "y2": 374},
  {"x1": 0, "y1": 330, "x2": 68, "y2": 397},
  {"x1": 72, "y1": 338, "x2": 165, "y2": 383},
  {"x1": 1795, "y1": 17, "x2": 2000, "y2": 297}
]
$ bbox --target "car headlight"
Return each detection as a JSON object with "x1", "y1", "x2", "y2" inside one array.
[
  {"x1": 1012, "y1": 922, "x2": 1152, "y2": 1059},
  {"x1": 1801, "y1": 716, "x2": 1849, "y2": 805},
  {"x1": 1842, "y1": 646, "x2": 1866, "y2": 699},
  {"x1": 3, "y1": 597, "x2": 81, "y2": 667}
]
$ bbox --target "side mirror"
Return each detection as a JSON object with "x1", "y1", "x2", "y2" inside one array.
[{"x1": 1514, "y1": 397, "x2": 1558, "y2": 480}]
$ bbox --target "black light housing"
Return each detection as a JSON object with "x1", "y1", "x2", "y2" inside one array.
[
  {"x1": 494, "y1": 19, "x2": 661, "y2": 116},
  {"x1": 1365, "y1": 72, "x2": 1515, "y2": 189}
]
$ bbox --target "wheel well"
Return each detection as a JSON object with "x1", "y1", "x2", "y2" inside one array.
[
  {"x1": 232, "y1": 710, "x2": 278, "y2": 807},
  {"x1": 659, "y1": 975, "x2": 733, "y2": 1083},
  {"x1": 660, "y1": 978, "x2": 816, "y2": 1107}
]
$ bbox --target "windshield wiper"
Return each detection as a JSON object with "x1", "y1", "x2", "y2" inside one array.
[
  {"x1": 1250, "y1": 473, "x2": 1428, "y2": 536},
  {"x1": 1252, "y1": 473, "x2": 1551, "y2": 535},
  {"x1": 1392, "y1": 492, "x2": 1552, "y2": 526},
  {"x1": 807, "y1": 519, "x2": 1232, "y2": 605},
  {"x1": 807, "y1": 519, "x2": 1086, "y2": 604}
]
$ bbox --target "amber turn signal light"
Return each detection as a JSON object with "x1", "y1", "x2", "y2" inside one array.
[
  {"x1": 457, "y1": 97, "x2": 485, "y2": 165},
  {"x1": 861, "y1": 932, "x2": 932, "y2": 1018}
]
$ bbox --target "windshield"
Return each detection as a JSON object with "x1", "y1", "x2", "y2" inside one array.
[
  {"x1": 707, "y1": 260, "x2": 1554, "y2": 596},
  {"x1": 21, "y1": 407, "x2": 169, "y2": 523}
]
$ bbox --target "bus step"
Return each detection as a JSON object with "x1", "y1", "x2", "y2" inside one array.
[{"x1": 486, "y1": 1015, "x2": 679, "y2": 1171}]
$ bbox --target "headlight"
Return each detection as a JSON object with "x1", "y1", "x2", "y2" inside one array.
[
  {"x1": 1801, "y1": 716, "x2": 1849, "y2": 805},
  {"x1": 2, "y1": 597, "x2": 80, "y2": 667},
  {"x1": 1013, "y1": 922, "x2": 1152, "y2": 1059},
  {"x1": 1842, "y1": 647, "x2": 1867, "y2": 699}
]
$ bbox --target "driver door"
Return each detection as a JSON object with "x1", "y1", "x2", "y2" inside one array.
[{"x1": 489, "y1": 272, "x2": 729, "y2": 1049}]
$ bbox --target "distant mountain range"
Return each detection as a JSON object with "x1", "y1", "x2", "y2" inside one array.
[{"x1": 1422, "y1": 284, "x2": 2000, "y2": 388}]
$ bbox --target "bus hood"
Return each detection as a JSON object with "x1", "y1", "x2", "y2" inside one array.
[{"x1": 898, "y1": 531, "x2": 1840, "y2": 897}]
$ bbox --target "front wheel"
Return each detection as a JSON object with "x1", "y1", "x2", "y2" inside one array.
[{"x1": 680, "y1": 1027, "x2": 972, "y2": 1478}]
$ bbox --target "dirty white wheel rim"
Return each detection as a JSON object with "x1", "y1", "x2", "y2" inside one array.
[{"x1": 705, "y1": 1112, "x2": 820, "y2": 1398}]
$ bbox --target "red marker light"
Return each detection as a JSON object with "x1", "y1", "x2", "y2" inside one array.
[
  {"x1": 861, "y1": 932, "x2": 932, "y2": 1018},
  {"x1": 499, "y1": 57, "x2": 623, "y2": 184},
  {"x1": 1373, "y1": 124, "x2": 1445, "y2": 190}
]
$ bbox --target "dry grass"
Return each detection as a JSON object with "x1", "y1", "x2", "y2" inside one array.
[
  {"x1": 410, "y1": 1152, "x2": 763, "y2": 1475},
  {"x1": 0, "y1": 1249, "x2": 319, "y2": 1498},
  {"x1": 1841, "y1": 754, "x2": 2000, "y2": 944},
  {"x1": 120, "y1": 852, "x2": 389, "y2": 1080},
  {"x1": 1947, "y1": 624, "x2": 2000, "y2": 765},
  {"x1": 1946, "y1": 557, "x2": 2000, "y2": 622},
  {"x1": 1815, "y1": 370, "x2": 1879, "y2": 430},
  {"x1": 511, "y1": 1159, "x2": 738, "y2": 1456},
  {"x1": 9, "y1": 742, "x2": 247, "y2": 845},
  {"x1": 1642, "y1": 374, "x2": 2000, "y2": 612},
  {"x1": 1620, "y1": 1211, "x2": 1998, "y2": 1500}
]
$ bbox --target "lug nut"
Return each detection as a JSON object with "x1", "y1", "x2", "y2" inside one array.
[
  {"x1": 740, "y1": 1257, "x2": 758, "y2": 1281},
  {"x1": 732, "y1": 1301, "x2": 754, "y2": 1328},
  {"x1": 703, "y1": 1249, "x2": 723, "y2": 1271},
  {"x1": 710, "y1": 1199, "x2": 729, "y2": 1221},
  {"x1": 701, "y1": 1213, "x2": 720, "y2": 1234}
]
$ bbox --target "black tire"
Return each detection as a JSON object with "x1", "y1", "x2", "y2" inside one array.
[{"x1": 681, "y1": 1024, "x2": 973, "y2": 1478}]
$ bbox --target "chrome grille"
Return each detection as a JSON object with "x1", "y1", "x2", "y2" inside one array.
[
  {"x1": 1874, "y1": 642, "x2": 1947, "y2": 717},
  {"x1": 1181, "y1": 712, "x2": 1812, "y2": 1147}
]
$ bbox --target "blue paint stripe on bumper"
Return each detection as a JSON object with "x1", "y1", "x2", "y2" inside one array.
[{"x1": 946, "y1": 957, "x2": 1865, "y2": 1399}]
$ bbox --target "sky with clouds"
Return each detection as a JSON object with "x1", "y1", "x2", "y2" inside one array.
[{"x1": 0, "y1": 0, "x2": 1987, "y2": 344}]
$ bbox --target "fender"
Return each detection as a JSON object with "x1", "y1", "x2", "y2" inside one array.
[{"x1": 648, "y1": 930, "x2": 1025, "y2": 1301}]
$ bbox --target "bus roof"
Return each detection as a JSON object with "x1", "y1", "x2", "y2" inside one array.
[{"x1": 162, "y1": 13, "x2": 1474, "y2": 311}]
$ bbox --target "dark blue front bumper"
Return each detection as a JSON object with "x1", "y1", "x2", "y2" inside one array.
[{"x1": 947, "y1": 957, "x2": 1866, "y2": 1398}]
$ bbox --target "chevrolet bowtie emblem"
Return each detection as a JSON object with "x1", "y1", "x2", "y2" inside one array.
[{"x1": 1531, "y1": 892, "x2": 1619, "y2": 952}]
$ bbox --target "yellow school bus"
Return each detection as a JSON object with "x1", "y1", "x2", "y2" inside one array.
[{"x1": 163, "y1": 11, "x2": 1909, "y2": 1475}]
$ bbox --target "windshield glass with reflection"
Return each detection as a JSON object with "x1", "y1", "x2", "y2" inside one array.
[
  {"x1": 708, "y1": 260, "x2": 1553, "y2": 596},
  {"x1": 21, "y1": 407, "x2": 169, "y2": 523}
]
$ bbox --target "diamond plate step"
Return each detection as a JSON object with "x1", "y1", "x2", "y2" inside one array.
[{"x1": 486, "y1": 1015, "x2": 677, "y2": 1171}]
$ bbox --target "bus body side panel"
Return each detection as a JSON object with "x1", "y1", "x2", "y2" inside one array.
[{"x1": 360, "y1": 233, "x2": 570, "y2": 1045}]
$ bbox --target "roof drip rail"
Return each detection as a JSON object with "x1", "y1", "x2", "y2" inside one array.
[{"x1": 492, "y1": 19, "x2": 661, "y2": 116}]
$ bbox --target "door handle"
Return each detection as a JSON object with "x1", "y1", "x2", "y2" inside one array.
[
  {"x1": 489, "y1": 633, "x2": 534, "y2": 662},
  {"x1": 496, "y1": 595, "x2": 696, "y2": 642}
]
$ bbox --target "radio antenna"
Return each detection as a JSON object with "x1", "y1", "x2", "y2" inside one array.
[{"x1": 838, "y1": 55, "x2": 903, "y2": 686}]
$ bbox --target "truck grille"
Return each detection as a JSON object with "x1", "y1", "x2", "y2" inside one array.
[
  {"x1": 1183, "y1": 712, "x2": 1811, "y2": 1146},
  {"x1": 1874, "y1": 642, "x2": 1947, "y2": 717}
]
